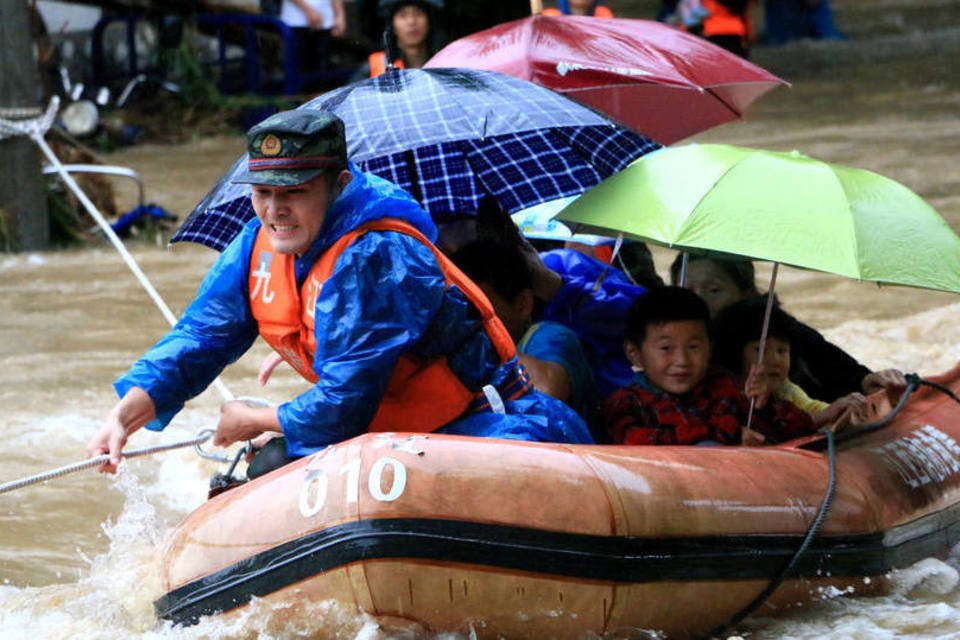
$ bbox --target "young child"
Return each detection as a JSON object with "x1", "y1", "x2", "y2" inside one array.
[
  {"x1": 713, "y1": 298, "x2": 869, "y2": 429},
  {"x1": 602, "y1": 286, "x2": 815, "y2": 446}
]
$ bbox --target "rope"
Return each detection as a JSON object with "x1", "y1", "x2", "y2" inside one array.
[
  {"x1": 0, "y1": 99, "x2": 58, "y2": 141},
  {"x1": 0, "y1": 105, "x2": 44, "y2": 119},
  {"x1": 0, "y1": 430, "x2": 215, "y2": 496},
  {"x1": 3, "y1": 97, "x2": 234, "y2": 403}
]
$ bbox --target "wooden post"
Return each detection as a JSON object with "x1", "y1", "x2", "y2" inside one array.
[
  {"x1": 0, "y1": 0, "x2": 49, "y2": 251},
  {"x1": 530, "y1": 0, "x2": 543, "y2": 15}
]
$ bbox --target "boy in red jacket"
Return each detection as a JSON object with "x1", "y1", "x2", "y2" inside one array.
[{"x1": 603, "y1": 286, "x2": 816, "y2": 446}]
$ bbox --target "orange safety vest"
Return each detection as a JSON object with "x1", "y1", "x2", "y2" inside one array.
[
  {"x1": 249, "y1": 218, "x2": 517, "y2": 433},
  {"x1": 369, "y1": 51, "x2": 406, "y2": 78},
  {"x1": 701, "y1": 0, "x2": 750, "y2": 38},
  {"x1": 542, "y1": 5, "x2": 613, "y2": 18}
]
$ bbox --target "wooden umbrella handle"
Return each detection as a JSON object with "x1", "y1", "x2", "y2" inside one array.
[{"x1": 530, "y1": 0, "x2": 543, "y2": 14}]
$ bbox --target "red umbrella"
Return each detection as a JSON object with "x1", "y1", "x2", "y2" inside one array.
[{"x1": 425, "y1": 15, "x2": 788, "y2": 144}]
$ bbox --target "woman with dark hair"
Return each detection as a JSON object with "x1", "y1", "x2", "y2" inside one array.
[
  {"x1": 360, "y1": 0, "x2": 443, "y2": 77},
  {"x1": 669, "y1": 252, "x2": 905, "y2": 403}
]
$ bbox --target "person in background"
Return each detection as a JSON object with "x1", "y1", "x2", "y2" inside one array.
[
  {"x1": 87, "y1": 110, "x2": 592, "y2": 479},
  {"x1": 670, "y1": 253, "x2": 906, "y2": 402},
  {"x1": 543, "y1": 0, "x2": 614, "y2": 17},
  {"x1": 700, "y1": 0, "x2": 753, "y2": 58},
  {"x1": 764, "y1": 0, "x2": 846, "y2": 45},
  {"x1": 713, "y1": 297, "x2": 871, "y2": 428},
  {"x1": 280, "y1": 0, "x2": 346, "y2": 85},
  {"x1": 361, "y1": 0, "x2": 443, "y2": 78},
  {"x1": 603, "y1": 286, "x2": 816, "y2": 446},
  {"x1": 452, "y1": 239, "x2": 600, "y2": 434}
]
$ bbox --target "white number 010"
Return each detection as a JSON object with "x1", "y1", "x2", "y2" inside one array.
[{"x1": 299, "y1": 457, "x2": 408, "y2": 517}]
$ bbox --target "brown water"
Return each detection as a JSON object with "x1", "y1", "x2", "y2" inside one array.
[{"x1": 2, "y1": 0, "x2": 960, "y2": 637}]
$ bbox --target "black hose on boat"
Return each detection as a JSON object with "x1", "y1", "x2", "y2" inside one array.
[
  {"x1": 708, "y1": 428, "x2": 838, "y2": 639},
  {"x1": 712, "y1": 372, "x2": 960, "y2": 637},
  {"x1": 833, "y1": 373, "x2": 960, "y2": 445}
]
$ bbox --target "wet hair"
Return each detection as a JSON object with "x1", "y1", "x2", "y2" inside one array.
[
  {"x1": 712, "y1": 296, "x2": 798, "y2": 375},
  {"x1": 451, "y1": 239, "x2": 533, "y2": 303},
  {"x1": 669, "y1": 253, "x2": 757, "y2": 295},
  {"x1": 624, "y1": 286, "x2": 711, "y2": 345},
  {"x1": 378, "y1": 0, "x2": 443, "y2": 18}
]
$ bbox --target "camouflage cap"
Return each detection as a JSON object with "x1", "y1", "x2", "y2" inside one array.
[{"x1": 232, "y1": 110, "x2": 348, "y2": 186}]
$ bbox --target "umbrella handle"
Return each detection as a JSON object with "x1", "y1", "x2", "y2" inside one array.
[{"x1": 382, "y1": 27, "x2": 400, "y2": 69}]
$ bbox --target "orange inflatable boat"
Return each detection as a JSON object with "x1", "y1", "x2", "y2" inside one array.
[{"x1": 155, "y1": 365, "x2": 960, "y2": 638}]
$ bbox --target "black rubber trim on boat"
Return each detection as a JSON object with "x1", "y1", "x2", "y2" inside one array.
[{"x1": 155, "y1": 500, "x2": 960, "y2": 627}]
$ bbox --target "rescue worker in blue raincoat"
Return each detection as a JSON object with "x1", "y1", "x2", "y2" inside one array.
[
  {"x1": 531, "y1": 247, "x2": 646, "y2": 398},
  {"x1": 86, "y1": 110, "x2": 592, "y2": 476}
]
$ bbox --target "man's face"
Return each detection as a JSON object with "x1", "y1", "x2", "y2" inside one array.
[{"x1": 250, "y1": 172, "x2": 346, "y2": 255}]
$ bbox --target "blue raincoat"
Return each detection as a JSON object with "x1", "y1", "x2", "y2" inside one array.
[
  {"x1": 540, "y1": 249, "x2": 646, "y2": 398},
  {"x1": 117, "y1": 166, "x2": 591, "y2": 457}
]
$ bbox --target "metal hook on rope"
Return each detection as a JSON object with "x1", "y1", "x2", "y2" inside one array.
[{"x1": 0, "y1": 430, "x2": 216, "y2": 496}]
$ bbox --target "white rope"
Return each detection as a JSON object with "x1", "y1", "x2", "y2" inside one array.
[
  {"x1": 3, "y1": 97, "x2": 234, "y2": 403},
  {"x1": 0, "y1": 430, "x2": 215, "y2": 495},
  {"x1": 0, "y1": 105, "x2": 44, "y2": 119},
  {"x1": 0, "y1": 99, "x2": 58, "y2": 141}
]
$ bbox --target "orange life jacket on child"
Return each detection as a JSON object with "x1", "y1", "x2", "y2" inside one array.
[
  {"x1": 369, "y1": 51, "x2": 406, "y2": 78},
  {"x1": 542, "y1": 5, "x2": 614, "y2": 17},
  {"x1": 249, "y1": 218, "x2": 517, "y2": 433}
]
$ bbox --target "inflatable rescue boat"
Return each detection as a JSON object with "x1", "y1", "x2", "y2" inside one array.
[{"x1": 154, "y1": 364, "x2": 960, "y2": 638}]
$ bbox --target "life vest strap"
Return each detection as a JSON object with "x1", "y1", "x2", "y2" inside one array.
[{"x1": 466, "y1": 362, "x2": 533, "y2": 415}]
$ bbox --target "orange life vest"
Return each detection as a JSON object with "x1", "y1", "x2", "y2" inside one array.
[
  {"x1": 542, "y1": 5, "x2": 613, "y2": 18},
  {"x1": 701, "y1": 0, "x2": 751, "y2": 38},
  {"x1": 369, "y1": 52, "x2": 406, "y2": 78},
  {"x1": 249, "y1": 218, "x2": 517, "y2": 433}
]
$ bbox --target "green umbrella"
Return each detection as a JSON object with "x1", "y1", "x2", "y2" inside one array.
[{"x1": 556, "y1": 143, "x2": 960, "y2": 294}]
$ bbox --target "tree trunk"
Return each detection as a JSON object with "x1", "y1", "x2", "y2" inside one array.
[{"x1": 0, "y1": 0, "x2": 49, "y2": 251}]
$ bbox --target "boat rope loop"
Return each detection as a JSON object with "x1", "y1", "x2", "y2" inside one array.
[
  {"x1": 834, "y1": 373, "x2": 960, "y2": 444},
  {"x1": 711, "y1": 428, "x2": 838, "y2": 639},
  {"x1": 0, "y1": 430, "x2": 214, "y2": 496},
  {"x1": 0, "y1": 100, "x2": 57, "y2": 141},
  {"x1": 4, "y1": 97, "x2": 235, "y2": 404},
  {"x1": 715, "y1": 373, "x2": 960, "y2": 637}
]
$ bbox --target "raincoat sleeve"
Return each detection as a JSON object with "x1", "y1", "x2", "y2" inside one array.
[
  {"x1": 114, "y1": 229, "x2": 259, "y2": 431},
  {"x1": 540, "y1": 249, "x2": 645, "y2": 396},
  {"x1": 278, "y1": 232, "x2": 446, "y2": 457}
]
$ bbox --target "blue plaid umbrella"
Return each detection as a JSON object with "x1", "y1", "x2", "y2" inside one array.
[{"x1": 174, "y1": 68, "x2": 660, "y2": 251}]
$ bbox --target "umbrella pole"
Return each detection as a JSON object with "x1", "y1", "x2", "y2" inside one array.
[
  {"x1": 530, "y1": 0, "x2": 543, "y2": 14},
  {"x1": 745, "y1": 262, "x2": 779, "y2": 433},
  {"x1": 678, "y1": 252, "x2": 689, "y2": 286}
]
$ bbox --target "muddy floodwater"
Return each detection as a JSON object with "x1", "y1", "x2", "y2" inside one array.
[{"x1": 2, "y1": 0, "x2": 960, "y2": 637}]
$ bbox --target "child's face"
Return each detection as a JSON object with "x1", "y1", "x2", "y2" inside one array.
[
  {"x1": 682, "y1": 260, "x2": 748, "y2": 318},
  {"x1": 742, "y1": 337, "x2": 791, "y2": 394},
  {"x1": 626, "y1": 320, "x2": 710, "y2": 395}
]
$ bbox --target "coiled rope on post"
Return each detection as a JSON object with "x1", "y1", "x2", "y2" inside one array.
[
  {"x1": 0, "y1": 430, "x2": 215, "y2": 496},
  {"x1": 0, "y1": 97, "x2": 234, "y2": 404}
]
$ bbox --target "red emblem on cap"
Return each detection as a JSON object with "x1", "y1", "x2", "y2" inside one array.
[{"x1": 260, "y1": 134, "x2": 282, "y2": 157}]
